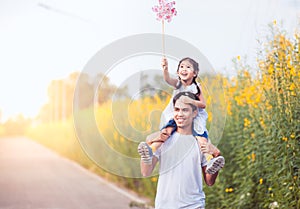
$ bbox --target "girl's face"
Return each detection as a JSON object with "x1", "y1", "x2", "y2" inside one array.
[{"x1": 177, "y1": 60, "x2": 197, "y2": 83}]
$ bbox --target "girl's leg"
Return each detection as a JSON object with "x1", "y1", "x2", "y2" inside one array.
[
  {"x1": 195, "y1": 133, "x2": 225, "y2": 174},
  {"x1": 146, "y1": 119, "x2": 177, "y2": 152},
  {"x1": 146, "y1": 131, "x2": 163, "y2": 152}
]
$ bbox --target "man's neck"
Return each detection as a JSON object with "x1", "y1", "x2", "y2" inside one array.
[{"x1": 176, "y1": 127, "x2": 193, "y2": 135}]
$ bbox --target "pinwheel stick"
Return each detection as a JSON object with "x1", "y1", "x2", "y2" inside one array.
[{"x1": 162, "y1": 20, "x2": 165, "y2": 56}]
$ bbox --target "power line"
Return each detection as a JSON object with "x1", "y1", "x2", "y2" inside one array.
[{"x1": 37, "y1": 2, "x2": 91, "y2": 23}]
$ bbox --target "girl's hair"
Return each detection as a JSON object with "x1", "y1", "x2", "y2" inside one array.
[{"x1": 176, "y1": 57, "x2": 201, "y2": 96}]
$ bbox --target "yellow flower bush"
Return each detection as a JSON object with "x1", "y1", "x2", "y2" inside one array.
[{"x1": 207, "y1": 26, "x2": 300, "y2": 209}]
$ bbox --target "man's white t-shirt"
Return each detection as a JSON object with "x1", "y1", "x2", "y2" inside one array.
[{"x1": 154, "y1": 132, "x2": 208, "y2": 209}]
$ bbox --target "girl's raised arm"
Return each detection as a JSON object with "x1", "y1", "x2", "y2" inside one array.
[{"x1": 162, "y1": 57, "x2": 178, "y2": 88}]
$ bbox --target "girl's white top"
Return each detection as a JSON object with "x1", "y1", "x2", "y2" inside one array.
[{"x1": 159, "y1": 82, "x2": 208, "y2": 134}]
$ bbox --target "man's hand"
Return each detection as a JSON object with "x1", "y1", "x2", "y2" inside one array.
[
  {"x1": 196, "y1": 136, "x2": 221, "y2": 157},
  {"x1": 138, "y1": 142, "x2": 153, "y2": 165}
]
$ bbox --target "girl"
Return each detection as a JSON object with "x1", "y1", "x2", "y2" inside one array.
[{"x1": 146, "y1": 57, "x2": 225, "y2": 174}]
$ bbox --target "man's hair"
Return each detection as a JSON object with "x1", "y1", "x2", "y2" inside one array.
[{"x1": 172, "y1": 91, "x2": 199, "y2": 111}]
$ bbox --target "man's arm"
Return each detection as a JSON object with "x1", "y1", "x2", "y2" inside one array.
[
  {"x1": 141, "y1": 156, "x2": 158, "y2": 177},
  {"x1": 138, "y1": 142, "x2": 159, "y2": 177},
  {"x1": 202, "y1": 166, "x2": 219, "y2": 186}
]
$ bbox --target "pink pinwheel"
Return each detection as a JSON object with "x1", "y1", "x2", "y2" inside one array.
[
  {"x1": 152, "y1": 0, "x2": 177, "y2": 23},
  {"x1": 152, "y1": 0, "x2": 177, "y2": 56}
]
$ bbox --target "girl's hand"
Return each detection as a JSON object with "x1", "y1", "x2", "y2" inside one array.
[
  {"x1": 181, "y1": 95, "x2": 195, "y2": 106},
  {"x1": 161, "y1": 57, "x2": 168, "y2": 71}
]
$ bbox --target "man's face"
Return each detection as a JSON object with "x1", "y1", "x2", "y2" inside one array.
[{"x1": 173, "y1": 97, "x2": 197, "y2": 130}]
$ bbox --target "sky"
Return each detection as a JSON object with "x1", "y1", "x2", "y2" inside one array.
[{"x1": 0, "y1": 0, "x2": 299, "y2": 121}]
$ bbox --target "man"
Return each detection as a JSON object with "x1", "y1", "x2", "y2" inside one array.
[{"x1": 138, "y1": 92, "x2": 221, "y2": 209}]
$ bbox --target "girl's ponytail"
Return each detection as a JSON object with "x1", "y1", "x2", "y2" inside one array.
[
  {"x1": 193, "y1": 77, "x2": 201, "y2": 97},
  {"x1": 175, "y1": 79, "x2": 182, "y2": 89}
]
